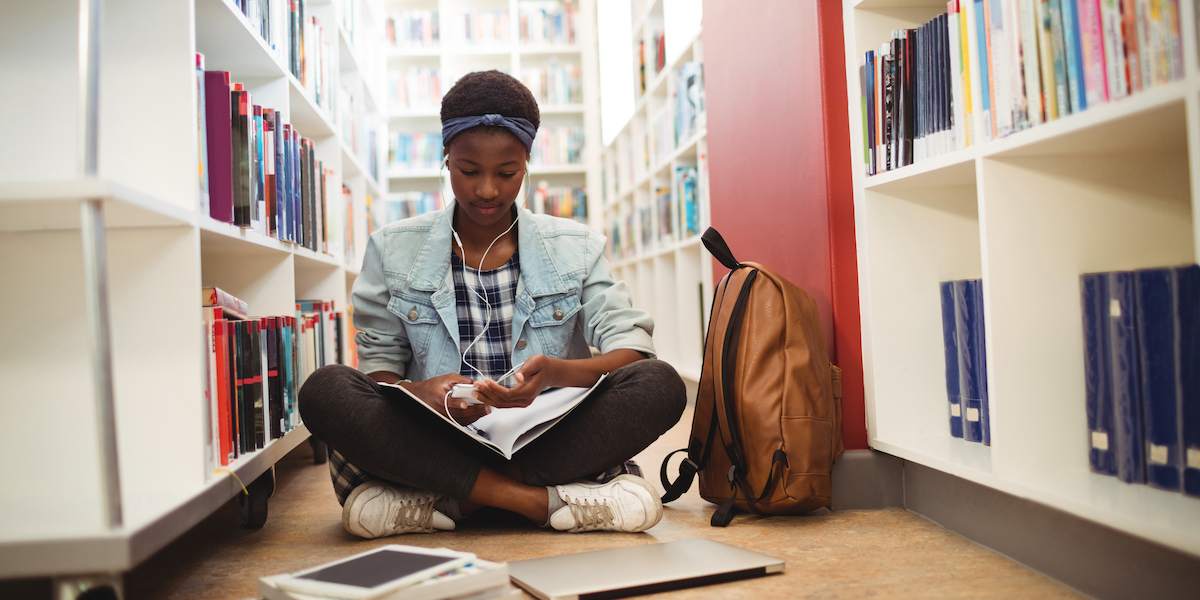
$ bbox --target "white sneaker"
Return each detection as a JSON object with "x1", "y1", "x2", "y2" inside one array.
[
  {"x1": 342, "y1": 481, "x2": 455, "y2": 538},
  {"x1": 550, "y1": 475, "x2": 663, "y2": 533}
]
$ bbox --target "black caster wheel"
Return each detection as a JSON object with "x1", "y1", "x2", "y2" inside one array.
[
  {"x1": 310, "y1": 437, "x2": 328, "y2": 464},
  {"x1": 238, "y1": 466, "x2": 275, "y2": 529}
]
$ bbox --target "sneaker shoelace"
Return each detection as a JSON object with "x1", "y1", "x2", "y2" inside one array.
[
  {"x1": 565, "y1": 497, "x2": 616, "y2": 532},
  {"x1": 389, "y1": 496, "x2": 434, "y2": 532}
]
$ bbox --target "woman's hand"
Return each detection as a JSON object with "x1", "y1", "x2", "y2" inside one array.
[
  {"x1": 402, "y1": 374, "x2": 492, "y2": 425},
  {"x1": 472, "y1": 354, "x2": 561, "y2": 409}
]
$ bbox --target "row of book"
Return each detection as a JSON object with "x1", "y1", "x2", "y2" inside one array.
[
  {"x1": 451, "y1": 9, "x2": 511, "y2": 46},
  {"x1": 387, "y1": 10, "x2": 439, "y2": 48},
  {"x1": 232, "y1": 0, "x2": 335, "y2": 112},
  {"x1": 1082, "y1": 264, "x2": 1199, "y2": 497},
  {"x1": 201, "y1": 287, "x2": 345, "y2": 470},
  {"x1": 520, "y1": 59, "x2": 584, "y2": 105},
  {"x1": 199, "y1": 63, "x2": 342, "y2": 257},
  {"x1": 528, "y1": 183, "x2": 587, "y2": 223},
  {"x1": 390, "y1": 132, "x2": 445, "y2": 170},
  {"x1": 367, "y1": 192, "x2": 445, "y2": 233},
  {"x1": 606, "y1": 165, "x2": 701, "y2": 262},
  {"x1": 389, "y1": 67, "x2": 442, "y2": 112},
  {"x1": 674, "y1": 62, "x2": 705, "y2": 146},
  {"x1": 638, "y1": 29, "x2": 667, "y2": 96},
  {"x1": 862, "y1": 0, "x2": 1185, "y2": 176},
  {"x1": 940, "y1": 279, "x2": 991, "y2": 444},
  {"x1": 519, "y1": 1, "x2": 579, "y2": 45}
]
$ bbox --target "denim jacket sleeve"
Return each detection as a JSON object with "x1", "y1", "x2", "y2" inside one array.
[
  {"x1": 351, "y1": 232, "x2": 413, "y2": 377},
  {"x1": 574, "y1": 227, "x2": 656, "y2": 358}
]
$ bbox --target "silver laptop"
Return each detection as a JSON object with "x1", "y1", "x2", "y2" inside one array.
[{"x1": 507, "y1": 538, "x2": 784, "y2": 600}]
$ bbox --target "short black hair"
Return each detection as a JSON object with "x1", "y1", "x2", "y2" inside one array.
[{"x1": 440, "y1": 70, "x2": 541, "y2": 140}]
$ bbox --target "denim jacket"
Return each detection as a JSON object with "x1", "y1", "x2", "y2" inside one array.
[{"x1": 351, "y1": 205, "x2": 656, "y2": 381}]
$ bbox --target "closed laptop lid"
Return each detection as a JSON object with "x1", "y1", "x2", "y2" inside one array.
[{"x1": 507, "y1": 538, "x2": 784, "y2": 600}]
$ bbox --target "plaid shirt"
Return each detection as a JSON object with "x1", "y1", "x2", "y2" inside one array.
[{"x1": 328, "y1": 251, "x2": 521, "y2": 505}]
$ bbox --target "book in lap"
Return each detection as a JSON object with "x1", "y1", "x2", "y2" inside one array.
[{"x1": 380, "y1": 375, "x2": 606, "y2": 460}]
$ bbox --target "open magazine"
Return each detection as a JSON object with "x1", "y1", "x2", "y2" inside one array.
[{"x1": 379, "y1": 375, "x2": 606, "y2": 460}]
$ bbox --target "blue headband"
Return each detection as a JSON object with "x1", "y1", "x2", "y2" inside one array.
[{"x1": 442, "y1": 114, "x2": 537, "y2": 151}]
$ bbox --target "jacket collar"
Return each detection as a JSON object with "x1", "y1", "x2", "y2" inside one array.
[{"x1": 406, "y1": 204, "x2": 572, "y2": 297}]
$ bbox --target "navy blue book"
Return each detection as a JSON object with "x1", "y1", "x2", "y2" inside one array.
[
  {"x1": 1081, "y1": 273, "x2": 1117, "y2": 476},
  {"x1": 973, "y1": 279, "x2": 990, "y2": 445},
  {"x1": 940, "y1": 281, "x2": 964, "y2": 438},
  {"x1": 1108, "y1": 271, "x2": 1145, "y2": 484},
  {"x1": 954, "y1": 280, "x2": 984, "y2": 443},
  {"x1": 1179, "y1": 265, "x2": 1200, "y2": 497},
  {"x1": 1135, "y1": 267, "x2": 1186, "y2": 491}
]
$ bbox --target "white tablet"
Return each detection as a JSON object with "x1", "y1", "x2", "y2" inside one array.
[{"x1": 273, "y1": 545, "x2": 475, "y2": 599}]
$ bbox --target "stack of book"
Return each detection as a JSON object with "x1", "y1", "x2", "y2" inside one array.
[
  {"x1": 226, "y1": 0, "x2": 333, "y2": 113},
  {"x1": 1080, "y1": 264, "x2": 1200, "y2": 497},
  {"x1": 452, "y1": 8, "x2": 511, "y2": 47},
  {"x1": 940, "y1": 279, "x2": 991, "y2": 444},
  {"x1": 861, "y1": 0, "x2": 1186, "y2": 176},
  {"x1": 530, "y1": 125, "x2": 585, "y2": 166},
  {"x1": 201, "y1": 287, "x2": 344, "y2": 472},
  {"x1": 199, "y1": 65, "x2": 341, "y2": 258},
  {"x1": 391, "y1": 132, "x2": 445, "y2": 170},
  {"x1": 520, "y1": 59, "x2": 583, "y2": 105},
  {"x1": 389, "y1": 67, "x2": 442, "y2": 111}
]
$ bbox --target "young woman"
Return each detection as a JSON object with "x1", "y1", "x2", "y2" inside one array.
[{"x1": 298, "y1": 70, "x2": 687, "y2": 538}]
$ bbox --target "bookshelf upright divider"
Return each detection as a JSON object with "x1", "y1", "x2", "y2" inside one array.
[
  {"x1": 600, "y1": 0, "x2": 710, "y2": 383},
  {"x1": 842, "y1": 0, "x2": 1200, "y2": 558},
  {"x1": 0, "y1": 0, "x2": 386, "y2": 587}
]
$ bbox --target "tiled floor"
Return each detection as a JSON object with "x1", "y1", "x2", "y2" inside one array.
[{"x1": 4, "y1": 406, "x2": 1086, "y2": 599}]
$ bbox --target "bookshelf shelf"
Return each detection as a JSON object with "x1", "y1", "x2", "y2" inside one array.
[
  {"x1": 842, "y1": 0, "x2": 1200, "y2": 558},
  {"x1": 0, "y1": 0, "x2": 386, "y2": 585}
]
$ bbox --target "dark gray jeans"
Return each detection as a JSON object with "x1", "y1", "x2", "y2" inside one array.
[{"x1": 298, "y1": 359, "x2": 687, "y2": 501}]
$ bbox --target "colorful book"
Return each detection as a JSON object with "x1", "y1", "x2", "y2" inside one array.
[
  {"x1": 203, "y1": 71, "x2": 235, "y2": 223},
  {"x1": 1060, "y1": 0, "x2": 1087, "y2": 113},
  {"x1": 202, "y1": 285, "x2": 249, "y2": 319},
  {"x1": 195, "y1": 54, "x2": 210, "y2": 215},
  {"x1": 1018, "y1": 0, "x2": 1045, "y2": 125},
  {"x1": 1048, "y1": 0, "x2": 1072, "y2": 115},
  {"x1": 1037, "y1": 0, "x2": 1061, "y2": 120},
  {"x1": 1079, "y1": 0, "x2": 1109, "y2": 106}
]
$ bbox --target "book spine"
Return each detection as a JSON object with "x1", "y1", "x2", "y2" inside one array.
[
  {"x1": 1180, "y1": 265, "x2": 1200, "y2": 498},
  {"x1": 981, "y1": 0, "x2": 999, "y2": 139},
  {"x1": 1108, "y1": 271, "x2": 1145, "y2": 484},
  {"x1": 975, "y1": 279, "x2": 991, "y2": 445},
  {"x1": 1082, "y1": 273, "x2": 1118, "y2": 475},
  {"x1": 1049, "y1": 0, "x2": 1072, "y2": 114},
  {"x1": 1019, "y1": 0, "x2": 1045, "y2": 126},
  {"x1": 1061, "y1": 0, "x2": 1087, "y2": 112},
  {"x1": 1080, "y1": 0, "x2": 1110, "y2": 105},
  {"x1": 941, "y1": 282, "x2": 965, "y2": 438},
  {"x1": 1100, "y1": 0, "x2": 1128, "y2": 99},
  {"x1": 955, "y1": 280, "x2": 984, "y2": 443},
  {"x1": 252, "y1": 103, "x2": 264, "y2": 233},
  {"x1": 987, "y1": 0, "x2": 1013, "y2": 138},
  {"x1": 1135, "y1": 267, "x2": 1182, "y2": 491},
  {"x1": 253, "y1": 319, "x2": 266, "y2": 449},
  {"x1": 948, "y1": 3, "x2": 966, "y2": 148}
]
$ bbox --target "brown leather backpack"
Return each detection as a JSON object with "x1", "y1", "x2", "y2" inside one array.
[{"x1": 661, "y1": 227, "x2": 843, "y2": 526}]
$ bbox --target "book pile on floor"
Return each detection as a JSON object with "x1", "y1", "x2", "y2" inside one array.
[{"x1": 258, "y1": 547, "x2": 519, "y2": 600}]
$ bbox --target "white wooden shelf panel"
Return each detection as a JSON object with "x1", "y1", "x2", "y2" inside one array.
[{"x1": 0, "y1": 180, "x2": 195, "y2": 233}]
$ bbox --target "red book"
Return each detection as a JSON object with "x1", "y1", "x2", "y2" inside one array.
[
  {"x1": 203, "y1": 71, "x2": 234, "y2": 223},
  {"x1": 210, "y1": 310, "x2": 232, "y2": 465}
]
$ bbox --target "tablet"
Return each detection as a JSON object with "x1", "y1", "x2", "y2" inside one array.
[{"x1": 273, "y1": 545, "x2": 475, "y2": 599}]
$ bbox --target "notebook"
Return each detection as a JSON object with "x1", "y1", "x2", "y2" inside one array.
[{"x1": 507, "y1": 538, "x2": 784, "y2": 600}]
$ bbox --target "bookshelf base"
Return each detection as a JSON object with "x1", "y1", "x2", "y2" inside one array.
[
  {"x1": 0, "y1": 425, "x2": 311, "y2": 579},
  {"x1": 871, "y1": 435, "x2": 1200, "y2": 559}
]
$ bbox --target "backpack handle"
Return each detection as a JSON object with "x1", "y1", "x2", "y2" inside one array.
[{"x1": 702, "y1": 227, "x2": 741, "y2": 270}]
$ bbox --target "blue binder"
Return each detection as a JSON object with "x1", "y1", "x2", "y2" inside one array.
[
  {"x1": 1179, "y1": 265, "x2": 1200, "y2": 497},
  {"x1": 1081, "y1": 273, "x2": 1117, "y2": 476},
  {"x1": 1134, "y1": 267, "x2": 1183, "y2": 491},
  {"x1": 974, "y1": 279, "x2": 991, "y2": 445},
  {"x1": 940, "y1": 282, "x2": 964, "y2": 438},
  {"x1": 955, "y1": 280, "x2": 984, "y2": 443},
  {"x1": 1108, "y1": 271, "x2": 1145, "y2": 484}
]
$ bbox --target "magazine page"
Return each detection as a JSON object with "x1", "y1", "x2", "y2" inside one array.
[{"x1": 379, "y1": 375, "x2": 605, "y2": 459}]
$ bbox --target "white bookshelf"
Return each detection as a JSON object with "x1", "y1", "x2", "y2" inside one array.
[
  {"x1": 0, "y1": 0, "x2": 385, "y2": 586},
  {"x1": 600, "y1": 0, "x2": 709, "y2": 383},
  {"x1": 381, "y1": 0, "x2": 601, "y2": 226},
  {"x1": 842, "y1": 0, "x2": 1200, "y2": 557}
]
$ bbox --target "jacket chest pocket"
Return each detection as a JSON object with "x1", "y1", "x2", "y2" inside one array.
[
  {"x1": 527, "y1": 293, "x2": 582, "y2": 357},
  {"x1": 388, "y1": 295, "x2": 440, "y2": 354}
]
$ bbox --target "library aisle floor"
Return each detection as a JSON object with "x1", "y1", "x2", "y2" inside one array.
[{"x1": 4, "y1": 402, "x2": 1084, "y2": 600}]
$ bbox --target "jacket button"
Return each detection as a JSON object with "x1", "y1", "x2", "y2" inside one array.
[
  {"x1": 553, "y1": 308, "x2": 564, "y2": 320},
  {"x1": 407, "y1": 309, "x2": 418, "y2": 321},
  {"x1": 516, "y1": 339, "x2": 527, "y2": 350}
]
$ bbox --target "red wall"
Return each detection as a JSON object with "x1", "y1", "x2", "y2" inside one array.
[{"x1": 702, "y1": 0, "x2": 867, "y2": 450}]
